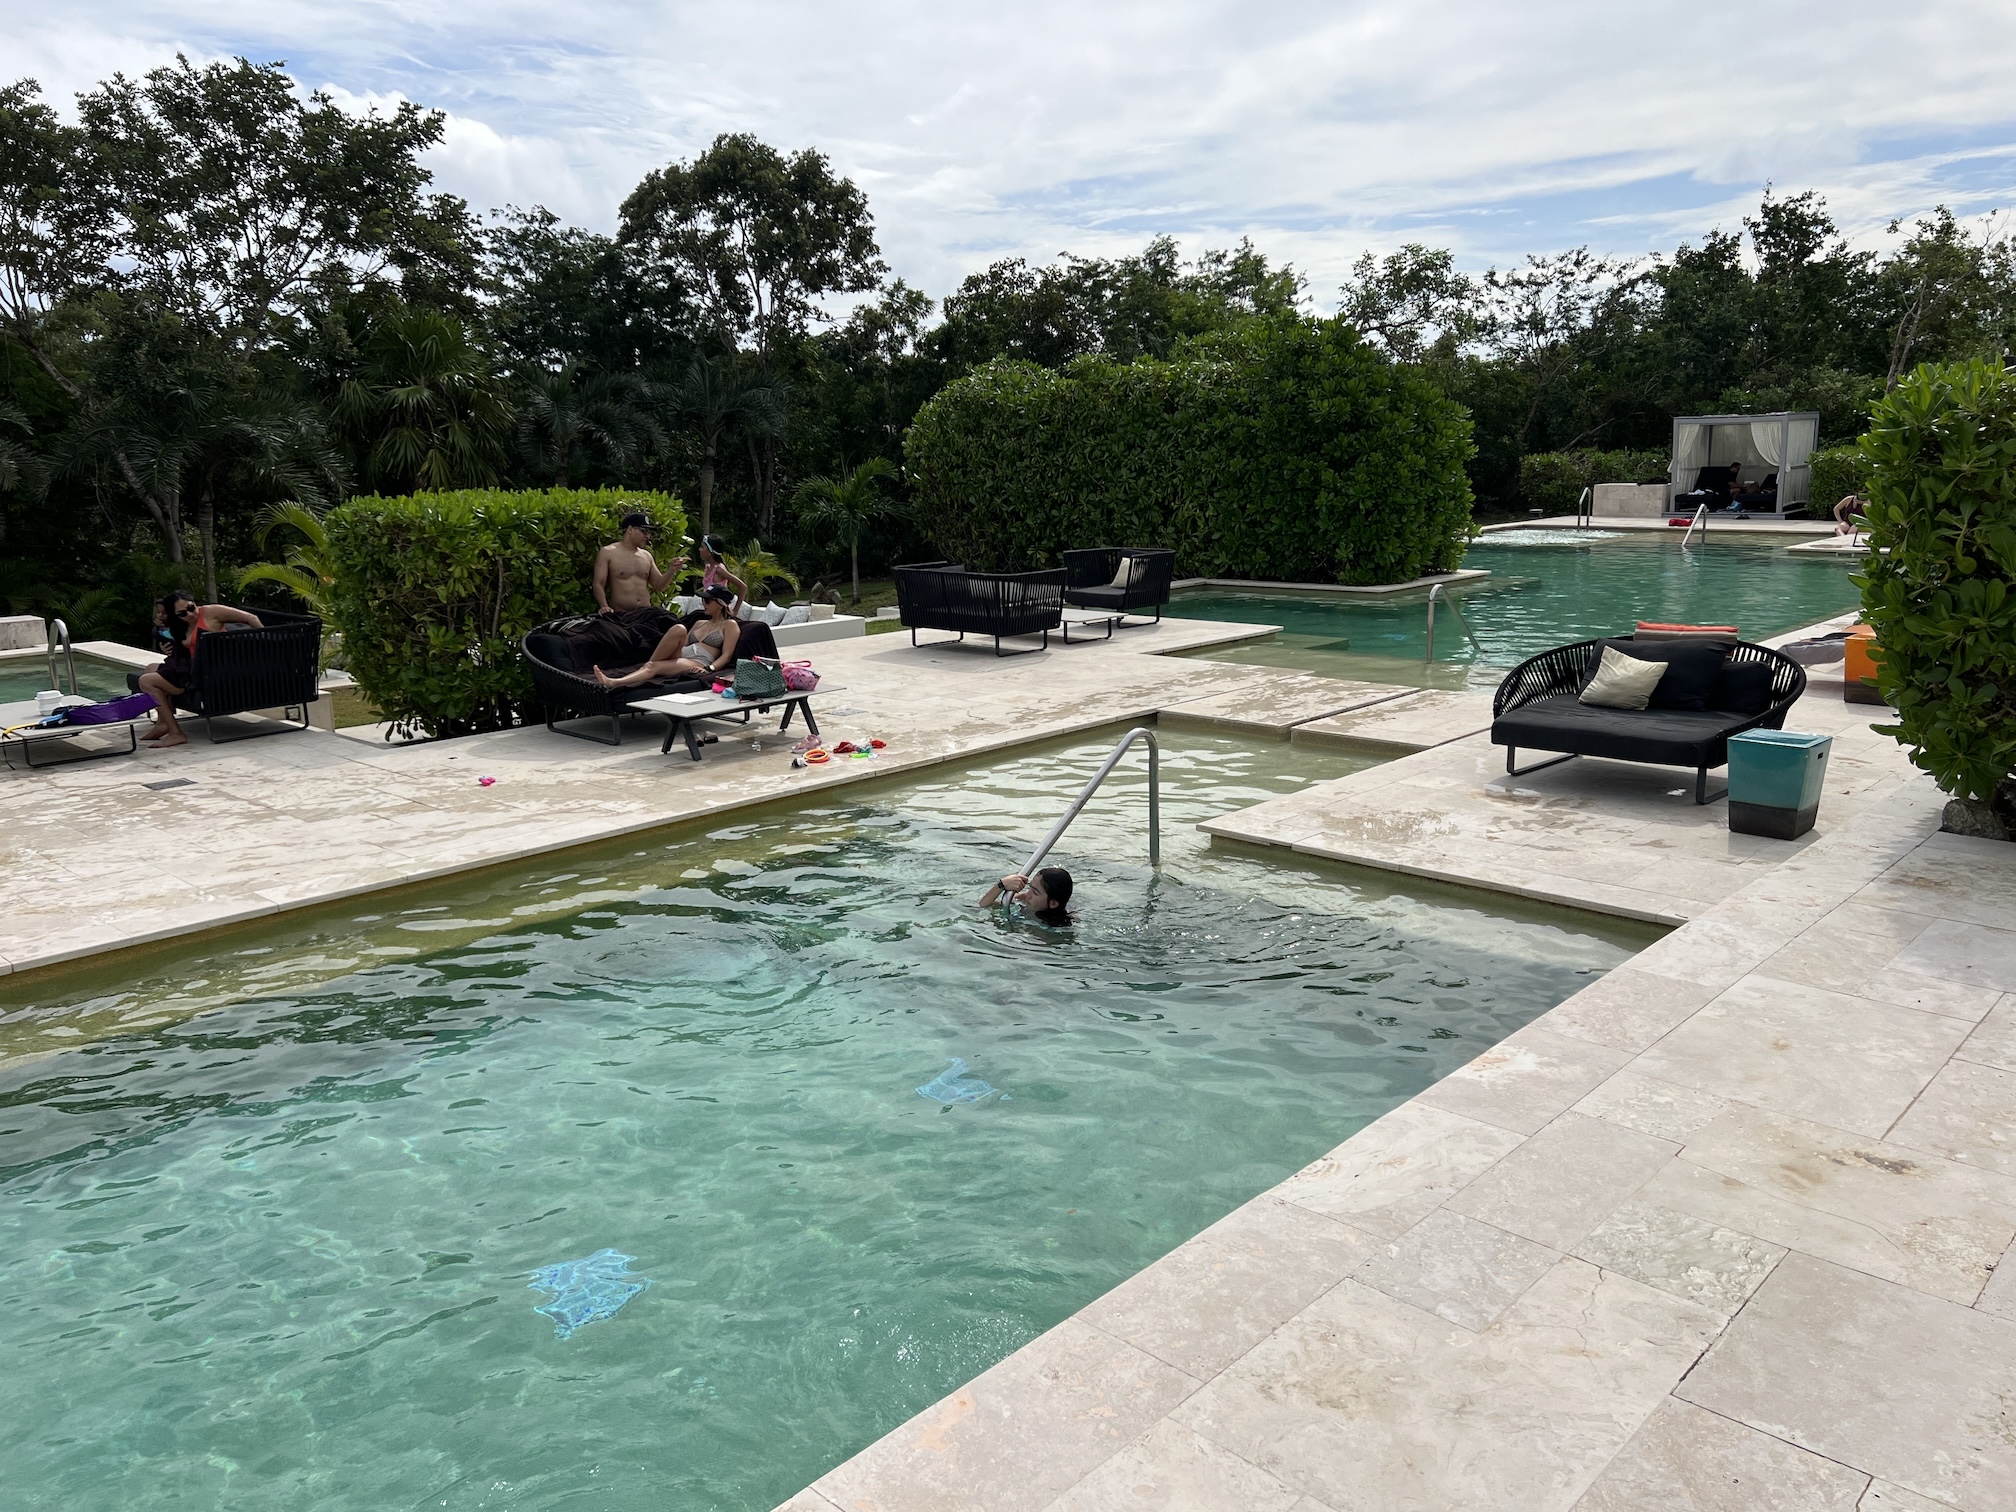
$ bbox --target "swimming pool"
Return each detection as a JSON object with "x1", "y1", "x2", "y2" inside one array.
[
  {"x1": 0, "y1": 651, "x2": 141, "y2": 705},
  {"x1": 1174, "y1": 532, "x2": 1862, "y2": 688},
  {"x1": 0, "y1": 729, "x2": 1648, "y2": 1510}
]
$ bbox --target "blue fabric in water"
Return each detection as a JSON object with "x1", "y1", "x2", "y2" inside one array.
[
  {"x1": 528, "y1": 1248, "x2": 652, "y2": 1339},
  {"x1": 916, "y1": 1057, "x2": 1002, "y2": 1105}
]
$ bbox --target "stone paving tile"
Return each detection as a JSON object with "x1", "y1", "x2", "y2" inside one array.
[
  {"x1": 1445, "y1": 1112, "x2": 1679, "y2": 1251},
  {"x1": 1571, "y1": 1199, "x2": 1785, "y2": 1316},
  {"x1": 1158, "y1": 675, "x2": 1412, "y2": 737},
  {"x1": 1756, "y1": 900, "x2": 1935, "y2": 1000},
  {"x1": 1623, "y1": 913, "x2": 1806, "y2": 992},
  {"x1": 1887, "y1": 1060, "x2": 2016, "y2": 1177},
  {"x1": 1076, "y1": 1198, "x2": 1377, "y2": 1380},
  {"x1": 1889, "y1": 918, "x2": 2016, "y2": 997},
  {"x1": 1959, "y1": 995, "x2": 2016, "y2": 1074},
  {"x1": 813, "y1": 1317, "x2": 1200, "y2": 1512},
  {"x1": 773, "y1": 1491, "x2": 844, "y2": 1512},
  {"x1": 1678, "y1": 1252, "x2": 2016, "y2": 1512},
  {"x1": 1354, "y1": 1208, "x2": 1560, "y2": 1332},
  {"x1": 1980, "y1": 1235, "x2": 2016, "y2": 1322},
  {"x1": 1574, "y1": 1069, "x2": 1731, "y2": 1143},
  {"x1": 1289, "y1": 689, "x2": 1495, "y2": 753},
  {"x1": 1540, "y1": 968, "x2": 1719, "y2": 1055},
  {"x1": 1855, "y1": 832, "x2": 2016, "y2": 929},
  {"x1": 1274, "y1": 1102, "x2": 1526, "y2": 1242},
  {"x1": 1646, "y1": 1107, "x2": 2016, "y2": 1305},
  {"x1": 1413, "y1": 1025, "x2": 1634, "y2": 1136},
  {"x1": 1859, "y1": 1483, "x2": 1956, "y2": 1512},
  {"x1": 1042, "y1": 1420, "x2": 1303, "y2": 1512},
  {"x1": 1568, "y1": 1397, "x2": 1867, "y2": 1511},
  {"x1": 1631, "y1": 975, "x2": 1973, "y2": 1137},
  {"x1": 1168, "y1": 1259, "x2": 1723, "y2": 1512}
]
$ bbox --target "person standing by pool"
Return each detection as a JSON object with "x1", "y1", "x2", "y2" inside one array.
[
  {"x1": 594, "y1": 513, "x2": 687, "y2": 614},
  {"x1": 138, "y1": 591, "x2": 264, "y2": 747},
  {"x1": 980, "y1": 868, "x2": 1075, "y2": 925}
]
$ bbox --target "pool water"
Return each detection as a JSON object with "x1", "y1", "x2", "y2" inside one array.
[
  {"x1": 0, "y1": 652, "x2": 139, "y2": 705},
  {"x1": 0, "y1": 730, "x2": 1648, "y2": 1511},
  {"x1": 1175, "y1": 533, "x2": 1861, "y2": 688}
]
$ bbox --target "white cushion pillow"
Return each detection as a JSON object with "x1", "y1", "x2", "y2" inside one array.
[
  {"x1": 779, "y1": 604, "x2": 811, "y2": 626},
  {"x1": 1579, "y1": 646, "x2": 1667, "y2": 710},
  {"x1": 674, "y1": 595, "x2": 701, "y2": 614},
  {"x1": 1107, "y1": 556, "x2": 1148, "y2": 589},
  {"x1": 759, "y1": 604, "x2": 789, "y2": 626}
]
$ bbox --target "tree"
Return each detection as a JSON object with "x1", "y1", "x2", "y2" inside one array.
[
  {"x1": 792, "y1": 456, "x2": 901, "y2": 603},
  {"x1": 483, "y1": 205, "x2": 686, "y2": 374},
  {"x1": 655, "y1": 351, "x2": 781, "y2": 536},
  {"x1": 237, "y1": 499, "x2": 338, "y2": 619},
  {"x1": 514, "y1": 363, "x2": 659, "y2": 488},
  {"x1": 335, "y1": 306, "x2": 511, "y2": 493},
  {"x1": 1338, "y1": 244, "x2": 1483, "y2": 363},
  {"x1": 1878, "y1": 208, "x2": 2016, "y2": 389}
]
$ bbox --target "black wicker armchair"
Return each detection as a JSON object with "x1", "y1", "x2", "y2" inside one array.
[
  {"x1": 522, "y1": 615, "x2": 780, "y2": 745},
  {"x1": 892, "y1": 561, "x2": 1065, "y2": 655},
  {"x1": 1492, "y1": 638, "x2": 1806, "y2": 804},
  {"x1": 132, "y1": 606, "x2": 323, "y2": 741},
  {"x1": 1061, "y1": 547, "x2": 1175, "y2": 625}
]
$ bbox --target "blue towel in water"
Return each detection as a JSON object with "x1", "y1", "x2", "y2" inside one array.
[
  {"x1": 916, "y1": 1057, "x2": 1002, "y2": 1105},
  {"x1": 528, "y1": 1249, "x2": 652, "y2": 1339}
]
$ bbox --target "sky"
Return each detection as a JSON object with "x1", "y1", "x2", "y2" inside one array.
[{"x1": 7, "y1": 1, "x2": 2016, "y2": 312}]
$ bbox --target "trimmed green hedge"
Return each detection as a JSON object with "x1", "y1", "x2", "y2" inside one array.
[
  {"x1": 327, "y1": 487, "x2": 684, "y2": 739},
  {"x1": 1857, "y1": 360, "x2": 2016, "y2": 809},
  {"x1": 1808, "y1": 445, "x2": 1870, "y2": 513},
  {"x1": 1517, "y1": 450, "x2": 1668, "y2": 514},
  {"x1": 903, "y1": 317, "x2": 1476, "y2": 584}
]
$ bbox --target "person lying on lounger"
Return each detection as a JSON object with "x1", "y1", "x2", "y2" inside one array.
[
  {"x1": 979, "y1": 867, "x2": 1075, "y2": 925},
  {"x1": 592, "y1": 584, "x2": 741, "y2": 688}
]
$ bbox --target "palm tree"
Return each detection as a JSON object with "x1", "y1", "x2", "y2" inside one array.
[
  {"x1": 792, "y1": 458, "x2": 903, "y2": 604},
  {"x1": 719, "y1": 539, "x2": 800, "y2": 606},
  {"x1": 0, "y1": 401, "x2": 47, "y2": 500},
  {"x1": 338, "y1": 307, "x2": 512, "y2": 493},
  {"x1": 655, "y1": 353, "x2": 781, "y2": 536},
  {"x1": 237, "y1": 501, "x2": 338, "y2": 619},
  {"x1": 515, "y1": 363, "x2": 661, "y2": 487}
]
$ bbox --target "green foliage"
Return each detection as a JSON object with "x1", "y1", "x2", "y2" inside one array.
[
  {"x1": 793, "y1": 457, "x2": 903, "y2": 602},
  {"x1": 719, "y1": 540, "x2": 799, "y2": 603},
  {"x1": 1808, "y1": 445, "x2": 1871, "y2": 512},
  {"x1": 1856, "y1": 359, "x2": 2016, "y2": 803},
  {"x1": 1517, "y1": 449, "x2": 1668, "y2": 513},
  {"x1": 905, "y1": 316, "x2": 1474, "y2": 584},
  {"x1": 326, "y1": 487, "x2": 683, "y2": 739}
]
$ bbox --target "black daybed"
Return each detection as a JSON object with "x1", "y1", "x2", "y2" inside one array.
[
  {"x1": 1492, "y1": 637, "x2": 1806, "y2": 804},
  {"x1": 892, "y1": 561, "x2": 1065, "y2": 655},
  {"x1": 1061, "y1": 547, "x2": 1176, "y2": 625},
  {"x1": 125, "y1": 605, "x2": 323, "y2": 741},
  {"x1": 523, "y1": 608, "x2": 780, "y2": 744}
]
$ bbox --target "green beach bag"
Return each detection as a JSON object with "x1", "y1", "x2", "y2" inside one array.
[{"x1": 732, "y1": 656, "x2": 787, "y2": 700}]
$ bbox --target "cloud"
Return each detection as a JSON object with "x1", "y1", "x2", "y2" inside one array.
[{"x1": 7, "y1": 0, "x2": 2016, "y2": 305}]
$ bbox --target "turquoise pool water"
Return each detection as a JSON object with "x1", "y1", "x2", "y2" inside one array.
[
  {"x1": 0, "y1": 652, "x2": 138, "y2": 705},
  {"x1": 1175, "y1": 531, "x2": 1862, "y2": 688},
  {"x1": 0, "y1": 731, "x2": 1647, "y2": 1510}
]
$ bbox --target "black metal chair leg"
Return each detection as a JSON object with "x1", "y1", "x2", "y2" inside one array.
[{"x1": 1504, "y1": 748, "x2": 1578, "y2": 778}]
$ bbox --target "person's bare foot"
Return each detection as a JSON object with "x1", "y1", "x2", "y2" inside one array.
[
  {"x1": 142, "y1": 723, "x2": 173, "y2": 743},
  {"x1": 592, "y1": 665, "x2": 614, "y2": 687},
  {"x1": 150, "y1": 730, "x2": 188, "y2": 748}
]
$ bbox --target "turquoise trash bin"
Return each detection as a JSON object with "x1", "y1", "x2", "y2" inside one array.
[{"x1": 1728, "y1": 730, "x2": 1831, "y2": 839}]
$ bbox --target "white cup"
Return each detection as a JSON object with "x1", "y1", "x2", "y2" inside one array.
[{"x1": 36, "y1": 689, "x2": 63, "y2": 716}]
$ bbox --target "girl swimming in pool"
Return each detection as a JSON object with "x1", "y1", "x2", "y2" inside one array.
[{"x1": 980, "y1": 867, "x2": 1074, "y2": 925}]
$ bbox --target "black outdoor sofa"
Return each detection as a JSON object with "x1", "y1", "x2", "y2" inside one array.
[
  {"x1": 522, "y1": 609, "x2": 781, "y2": 744},
  {"x1": 1061, "y1": 547, "x2": 1176, "y2": 626},
  {"x1": 892, "y1": 561, "x2": 1065, "y2": 655},
  {"x1": 125, "y1": 605, "x2": 323, "y2": 741},
  {"x1": 1492, "y1": 637, "x2": 1807, "y2": 804}
]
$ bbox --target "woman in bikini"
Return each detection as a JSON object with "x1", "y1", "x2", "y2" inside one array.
[
  {"x1": 593, "y1": 584, "x2": 741, "y2": 688},
  {"x1": 138, "y1": 591, "x2": 265, "y2": 747}
]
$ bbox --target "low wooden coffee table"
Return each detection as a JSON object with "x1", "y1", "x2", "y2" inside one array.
[{"x1": 632, "y1": 686, "x2": 827, "y2": 761}]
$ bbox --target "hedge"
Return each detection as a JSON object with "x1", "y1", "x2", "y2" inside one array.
[
  {"x1": 903, "y1": 316, "x2": 1476, "y2": 585},
  {"x1": 1856, "y1": 359, "x2": 2016, "y2": 812},
  {"x1": 1516, "y1": 449, "x2": 1668, "y2": 514},
  {"x1": 1808, "y1": 445, "x2": 1871, "y2": 513},
  {"x1": 327, "y1": 487, "x2": 684, "y2": 739}
]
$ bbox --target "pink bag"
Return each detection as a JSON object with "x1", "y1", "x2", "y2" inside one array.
[{"x1": 781, "y1": 659, "x2": 819, "y2": 692}]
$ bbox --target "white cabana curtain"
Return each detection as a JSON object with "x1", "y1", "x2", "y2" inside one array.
[
  {"x1": 1750, "y1": 420, "x2": 1785, "y2": 468},
  {"x1": 1671, "y1": 422, "x2": 1707, "y2": 494}
]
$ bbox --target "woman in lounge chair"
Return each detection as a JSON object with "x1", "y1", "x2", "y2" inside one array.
[
  {"x1": 593, "y1": 584, "x2": 741, "y2": 688},
  {"x1": 979, "y1": 867, "x2": 1075, "y2": 926},
  {"x1": 138, "y1": 591, "x2": 264, "y2": 747}
]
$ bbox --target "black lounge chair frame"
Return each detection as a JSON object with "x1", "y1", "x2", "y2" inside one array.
[
  {"x1": 1492, "y1": 638, "x2": 1806, "y2": 805},
  {"x1": 137, "y1": 605, "x2": 323, "y2": 742},
  {"x1": 522, "y1": 615, "x2": 780, "y2": 745},
  {"x1": 1060, "y1": 547, "x2": 1176, "y2": 626},
  {"x1": 892, "y1": 561, "x2": 1065, "y2": 656}
]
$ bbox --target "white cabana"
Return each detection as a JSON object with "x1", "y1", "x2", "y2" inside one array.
[{"x1": 1669, "y1": 412, "x2": 1819, "y2": 515}]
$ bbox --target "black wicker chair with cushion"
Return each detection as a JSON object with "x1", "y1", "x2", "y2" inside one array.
[
  {"x1": 523, "y1": 613, "x2": 781, "y2": 745},
  {"x1": 128, "y1": 606, "x2": 323, "y2": 742},
  {"x1": 892, "y1": 561, "x2": 1066, "y2": 655},
  {"x1": 1492, "y1": 637, "x2": 1806, "y2": 804},
  {"x1": 1060, "y1": 547, "x2": 1176, "y2": 626}
]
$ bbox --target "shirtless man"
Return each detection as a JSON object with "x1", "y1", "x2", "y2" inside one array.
[{"x1": 592, "y1": 513, "x2": 687, "y2": 613}]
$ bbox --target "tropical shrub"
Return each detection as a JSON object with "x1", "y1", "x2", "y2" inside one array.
[
  {"x1": 1516, "y1": 449, "x2": 1668, "y2": 514},
  {"x1": 1808, "y1": 445, "x2": 1871, "y2": 513},
  {"x1": 327, "y1": 487, "x2": 683, "y2": 739},
  {"x1": 903, "y1": 316, "x2": 1475, "y2": 585},
  {"x1": 1856, "y1": 359, "x2": 2016, "y2": 821}
]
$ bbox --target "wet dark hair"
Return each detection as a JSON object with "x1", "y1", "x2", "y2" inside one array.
[
  {"x1": 621, "y1": 511, "x2": 651, "y2": 531},
  {"x1": 1034, "y1": 866, "x2": 1074, "y2": 920}
]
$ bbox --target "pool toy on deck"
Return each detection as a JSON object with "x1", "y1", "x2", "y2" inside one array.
[
  {"x1": 528, "y1": 1248, "x2": 652, "y2": 1339},
  {"x1": 916, "y1": 1057, "x2": 1003, "y2": 1105},
  {"x1": 477, "y1": 776, "x2": 496, "y2": 787}
]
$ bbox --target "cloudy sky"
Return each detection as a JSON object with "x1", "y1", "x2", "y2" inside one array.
[{"x1": 9, "y1": 1, "x2": 2016, "y2": 308}]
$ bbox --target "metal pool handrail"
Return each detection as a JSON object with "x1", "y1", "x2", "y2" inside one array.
[
  {"x1": 46, "y1": 617, "x2": 76, "y2": 696},
  {"x1": 1680, "y1": 500, "x2": 1710, "y2": 548},
  {"x1": 1575, "y1": 485, "x2": 1592, "y2": 529},
  {"x1": 1021, "y1": 726, "x2": 1160, "y2": 874},
  {"x1": 1423, "y1": 583, "x2": 1485, "y2": 664}
]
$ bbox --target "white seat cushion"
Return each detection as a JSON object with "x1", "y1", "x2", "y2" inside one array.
[{"x1": 780, "y1": 604, "x2": 812, "y2": 626}]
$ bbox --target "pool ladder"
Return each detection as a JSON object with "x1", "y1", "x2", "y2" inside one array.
[
  {"x1": 1423, "y1": 584, "x2": 1484, "y2": 664},
  {"x1": 1679, "y1": 500, "x2": 1710, "y2": 548},
  {"x1": 47, "y1": 618, "x2": 77, "y2": 696},
  {"x1": 1022, "y1": 726, "x2": 1160, "y2": 874}
]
